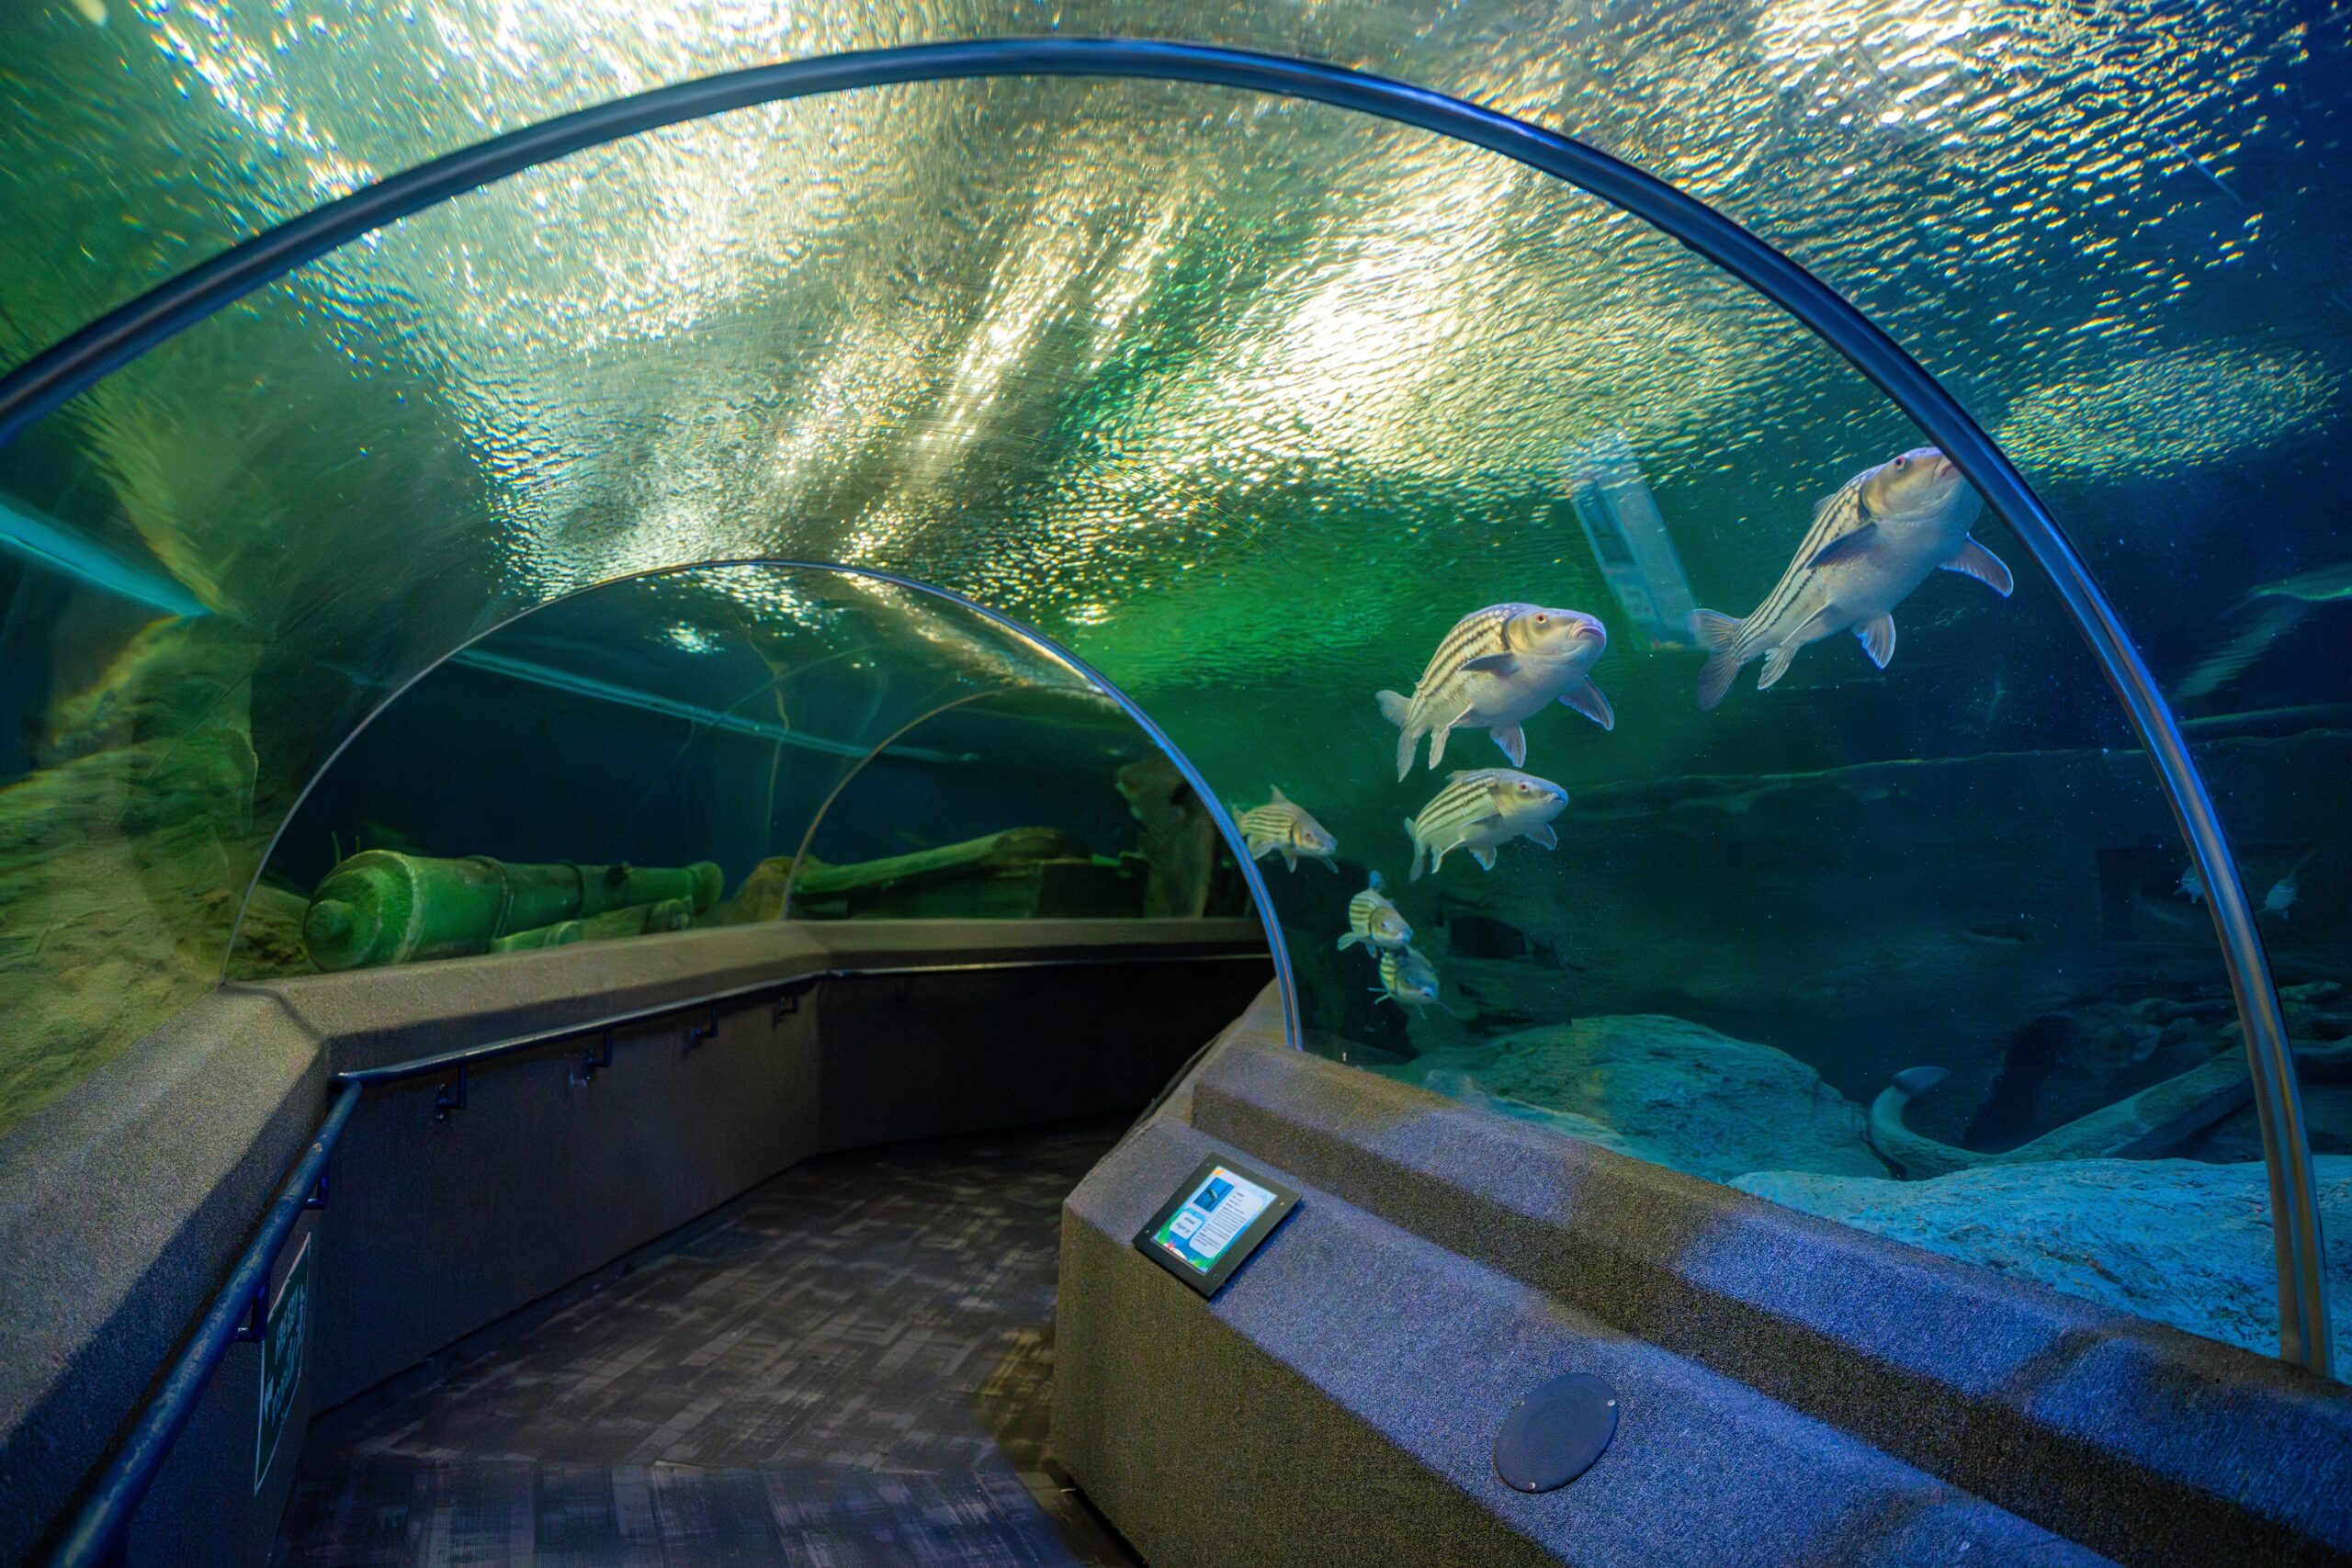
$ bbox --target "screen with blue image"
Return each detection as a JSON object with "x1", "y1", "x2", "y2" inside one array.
[{"x1": 1148, "y1": 1165, "x2": 1275, "y2": 1273}]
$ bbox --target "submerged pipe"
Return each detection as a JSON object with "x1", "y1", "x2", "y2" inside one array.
[
  {"x1": 303, "y1": 851, "x2": 722, "y2": 970},
  {"x1": 0, "y1": 38, "x2": 2318, "y2": 1374}
]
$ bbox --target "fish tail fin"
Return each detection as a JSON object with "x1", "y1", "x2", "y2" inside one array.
[
  {"x1": 1690, "y1": 608, "x2": 1745, "y2": 712},
  {"x1": 1406, "y1": 819, "x2": 1428, "y2": 883}
]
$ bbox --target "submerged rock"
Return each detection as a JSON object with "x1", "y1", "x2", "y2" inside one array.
[
  {"x1": 1733, "y1": 1157, "x2": 2352, "y2": 1375},
  {"x1": 1383, "y1": 1015, "x2": 1884, "y2": 1182}
]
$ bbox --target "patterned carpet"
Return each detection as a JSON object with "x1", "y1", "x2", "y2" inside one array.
[{"x1": 274, "y1": 1122, "x2": 1139, "y2": 1566}]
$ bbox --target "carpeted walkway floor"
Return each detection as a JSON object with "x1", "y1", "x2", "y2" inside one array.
[{"x1": 273, "y1": 1121, "x2": 1139, "y2": 1567}]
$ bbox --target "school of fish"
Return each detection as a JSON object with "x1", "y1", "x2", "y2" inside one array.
[{"x1": 1244, "y1": 446, "x2": 2007, "y2": 1026}]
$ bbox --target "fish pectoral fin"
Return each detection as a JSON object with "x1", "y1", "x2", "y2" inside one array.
[
  {"x1": 1338, "y1": 933, "x2": 1363, "y2": 951},
  {"x1": 1280, "y1": 847, "x2": 1298, "y2": 871},
  {"x1": 1458, "y1": 652, "x2": 1518, "y2": 676},
  {"x1": 1941, "y1": 536, "x2": 2015, "y2": 598},
  {"x1": 1470, "y1": 846, "x2": 1498, "y2": 870},
  {"x1": 1558, "y1": 675, "x2": 1613, "y2": 731},
  {"x1": 1491, "y1": 723, "x2": 1526, "y2": 766},
  {"x1": 1527, "y1": 822, "x2": 1558, "y2": 850},
  {"x1": 1856, "y1": 614, "x2": 1896, "y2": 670},
  {"x1": 1804, "y1": 521, "x2": 1881, "y2": 570},
  {"x1": 1375, "y1": 689, "x2": 1411, "y2": 727}
]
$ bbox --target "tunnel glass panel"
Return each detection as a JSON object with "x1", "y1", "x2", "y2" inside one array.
[
  {"x1": 0, "y1": 73, "x2": 2334, "y2": 1374},
  {"x1": 223, "y1": 563, "x2": 1240, "y2": 977}
]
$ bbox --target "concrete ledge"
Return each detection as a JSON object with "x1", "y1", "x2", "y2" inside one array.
[
  {"x1": 1056, "y1": 1120, "x2": 2109, "y2": 1567},
  {"x1": 1056, "y1": 985, "x2": 2352, "y2": 1568},
  {"x1": 0, "y1": 918, "x2": 1267, "y2": 1564}
]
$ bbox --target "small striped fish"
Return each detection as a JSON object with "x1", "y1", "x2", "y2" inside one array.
[
  {"x1": 1232, "y1": 786, "x2": 1338, "y2": 872},
  {"x1": 1374, "y1": 945, "x2": 1451, "y2": 1015},
  {"x1": 1692, "y1": 447, "x2": 2007, "y2": 711},
  {"x1": 1336, "y1": 870, "x2": 1412, "y2": 953},
  {"x1": 1402, "y1": 769, "x2": 1567, "y2": 882},
  {"x1": 1376, "y1": 604, "x2": 1611, "y2": 780}
]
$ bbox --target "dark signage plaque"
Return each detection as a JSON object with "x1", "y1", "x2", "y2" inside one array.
[{"x1": 1133, "y1": 1155, "x2": 1300, "y2": 1298}]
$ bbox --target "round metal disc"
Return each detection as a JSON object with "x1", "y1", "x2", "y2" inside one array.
[{"x1": 1493, "y1": 1372, "x2": 1620, "y2": 1494}]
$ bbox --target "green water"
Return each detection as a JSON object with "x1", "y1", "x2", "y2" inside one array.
[{"x1": 0, "y1": 0, "x2": 2346, "y2": 1368}]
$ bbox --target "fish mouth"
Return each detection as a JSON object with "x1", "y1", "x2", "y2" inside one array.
[{"x1": 1932, "y1": 453, "x2": 1957, "y2": 480}]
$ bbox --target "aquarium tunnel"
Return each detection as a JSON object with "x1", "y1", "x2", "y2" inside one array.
[{"x1": 1, "y1": 11, "x2": 2348, "y2": 1568}]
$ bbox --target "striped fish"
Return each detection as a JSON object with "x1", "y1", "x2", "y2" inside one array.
[
  {"x1": 1336, "y1": 870, "x2": 1412, "y2": 953},
  {"x1": 1376, "y1": 604, "x2": 1611, "y2": 781},
  {"x1": 1692, "y1": 447, "x2": 2008, "y2": 711},
  {"x1": 1402, "y1": 769, "x2": 1567, "y2": 882},
  {"x1": 1232, "y1": 786, "x2": 1338, "y2": 872},
  {"x1": 1374, "y1": 945, "x2": 1452, "y2": 1015}
]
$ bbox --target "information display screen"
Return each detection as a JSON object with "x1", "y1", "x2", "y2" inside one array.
[{"x1": 1133, "y1": 1155, "x2": 1299, "y2": 1298}]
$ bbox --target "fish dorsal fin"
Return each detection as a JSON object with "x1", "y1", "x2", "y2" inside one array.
[
  {"x1": 1367, "y1": 869, "x2": 1385, "y2": 891},
  {"x1": 1268, "y1": 784, "x2": 1290, "y2": 805}
]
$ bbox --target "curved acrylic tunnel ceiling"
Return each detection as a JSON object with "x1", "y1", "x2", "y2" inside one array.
[
  {"x1": 0, "y1": 42, "x2": 2330, "y2": 1376},
  {"x1": 228, "y1": 560, "x2": 1272, "y2": 978}
]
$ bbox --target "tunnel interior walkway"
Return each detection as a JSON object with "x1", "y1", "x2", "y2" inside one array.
[{"x1": 272, "y1": 1121, "x2": 1138, "y2": 1568}]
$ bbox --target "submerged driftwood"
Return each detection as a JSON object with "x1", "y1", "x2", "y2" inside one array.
[
  {"x1": 1116, "y1": 755, "x2": 1216, "y2": 919},
  {"x1": 1871, "y1": 1035, "x2": 2352, "y2": 1178},
  {"x1": 726, "y1": 827, "x2": 1125, "y2": 922}
]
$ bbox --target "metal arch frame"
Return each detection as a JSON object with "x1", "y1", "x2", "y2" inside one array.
[
  {"x1": 781, "y1": 687, "x2": 1013, "y2": 919},
  {"x1": 217, "y1": 557, "x2": 1303, "y2": 1043},
  {"x1": 0, "y1": 37, "x2": 2321, "y2": 1374}
]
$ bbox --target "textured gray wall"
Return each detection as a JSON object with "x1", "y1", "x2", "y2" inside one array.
[
  {"x1": 0, "y1": 919, "x2": 1267, "y2": 1565},
  {"x1": 1054, "y1": 986, "x2": 2352, "y2": 1568}
]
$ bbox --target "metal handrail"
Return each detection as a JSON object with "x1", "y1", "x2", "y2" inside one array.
[
  {"x1": 45, "y1": 945, "x2": 1269, "y2": 1566},
  {"x1": 0, "y1": 34, "x2": 2318, "y2": 1372}
]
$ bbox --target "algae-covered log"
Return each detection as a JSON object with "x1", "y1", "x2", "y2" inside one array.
[
  {"x1": 303, "y1": 852, "x2": 721, "y2": 970},
  {"x1": 490, "y1": 897, "x2": 695, "y2": 953},
  {"x1": 723, "y1": 827, "x2": 1147, "y2": 922}
]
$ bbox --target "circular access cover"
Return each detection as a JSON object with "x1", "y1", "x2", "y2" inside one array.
[{"x1": 1493, "y1": 1371, "x2": 1620, "y2": 1494}]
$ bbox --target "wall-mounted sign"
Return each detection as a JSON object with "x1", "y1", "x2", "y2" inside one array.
[
  {"x1": 1134, "y1": 1155, "x2": 1299, "y2": 1298},
  {"x1": 254, "y1": 1231, "x2": 312, "y2": 1494}
]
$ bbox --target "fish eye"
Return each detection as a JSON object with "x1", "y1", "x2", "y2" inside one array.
[
  {"x1": 1893, "y1": 455, "x2": 1908, "y2": 469},
  {"x1": 1533, "y1": 613, "x2": 1548, "y2": 624}
]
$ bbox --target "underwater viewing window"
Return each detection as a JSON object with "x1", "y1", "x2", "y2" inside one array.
[
  {"x1": 227, "y1": 562, "x2": 1260, "y2": 978},
  {"x1": 0, "y1": 35, "x2": 2339, "y2": 1384}
]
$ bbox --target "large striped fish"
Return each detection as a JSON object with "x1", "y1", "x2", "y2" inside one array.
[
  {"x1": 1402, "y1": 769, "x2": 1567, "y2": 882},
  {"x1": 1231, "y1": 786, "x2": 1338, "y2": 872},
  {"x1": 1374, "y1": 945, "x2": 1453, "y2": 1015},
  {"x1": 1335, "y1": 870, "x2": 1412, "y2": 953},
  {"x1": 1376, "y1": 604, "x2": 1611, "y2": 781},
  {"x1": 1692, "y1": 447, "x2": 2010, "y2": 711}
]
